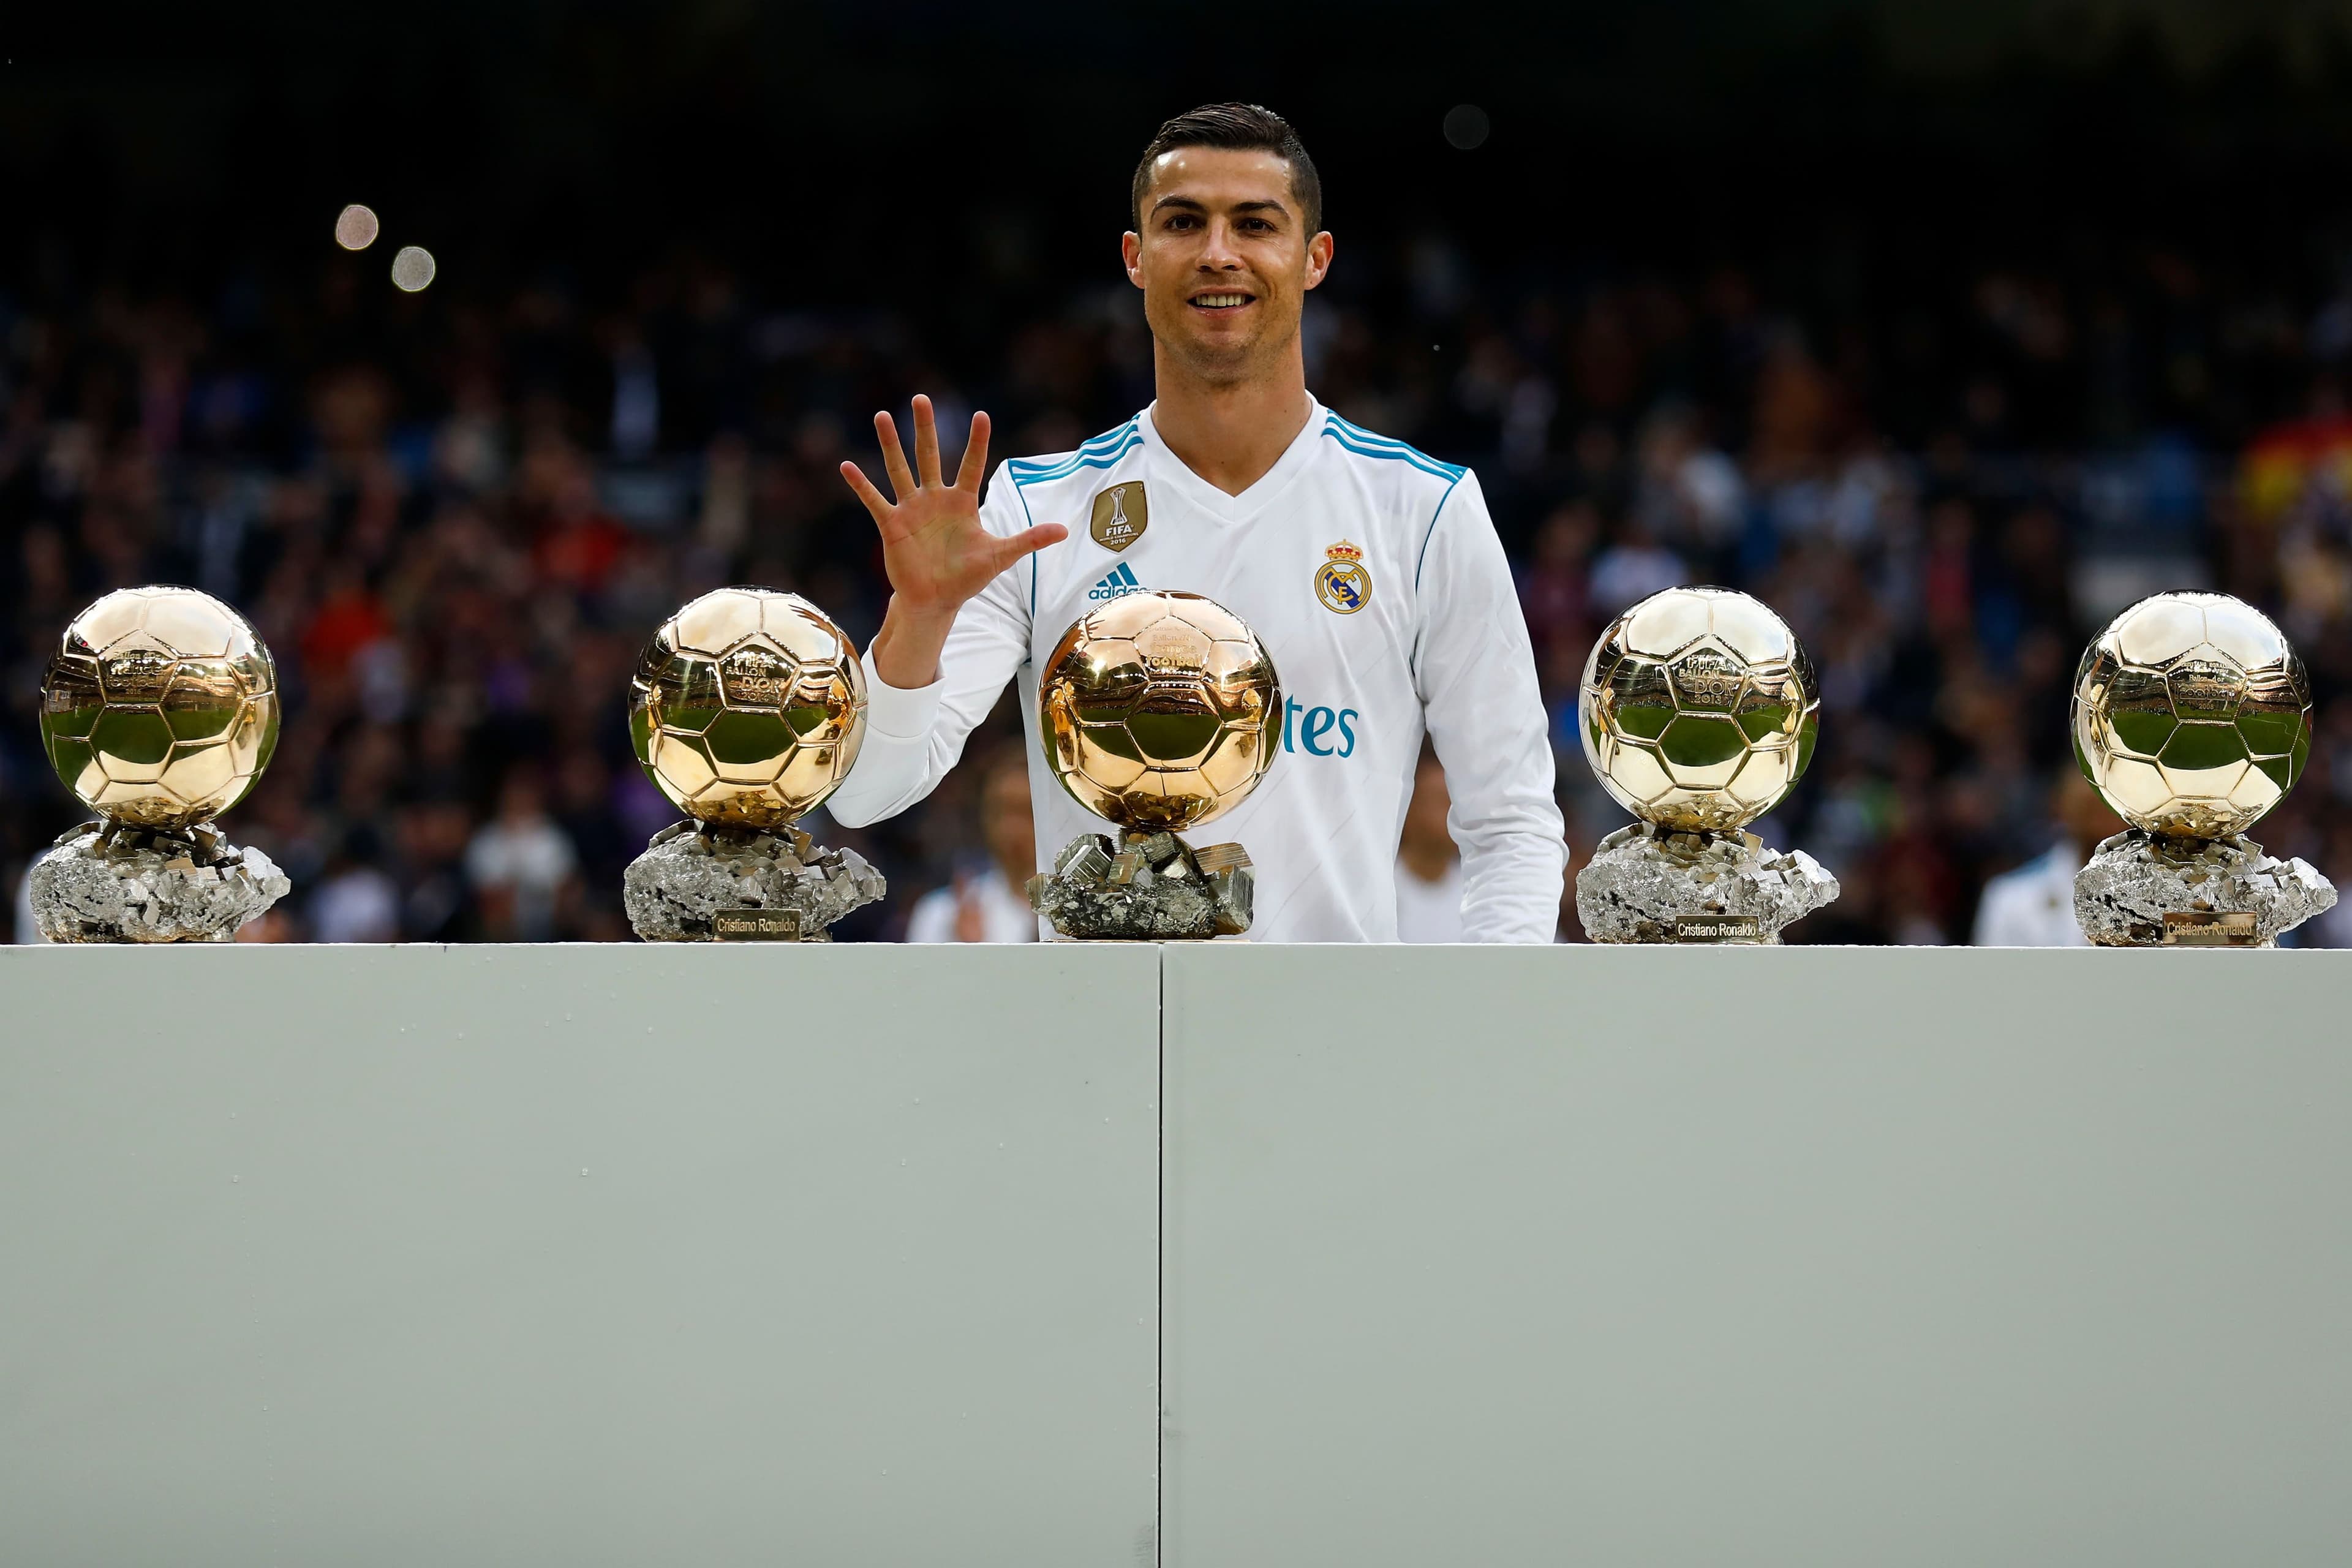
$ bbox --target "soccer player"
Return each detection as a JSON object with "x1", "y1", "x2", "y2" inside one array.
[
  {"x1": 827, "y1": 103, "x2": 1564, "y2": 941},
  {"x1": 903, "y1": 751, "x2": 1041, "y2": 944},
  {"x1": 1970, "y1": 767, "x2": 2123, "y2": 948}
]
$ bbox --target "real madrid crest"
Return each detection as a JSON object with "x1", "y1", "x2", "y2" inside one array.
[
  {"x1": 1315, "y1": 540, "x2": 1371, "y2": 615},
  {"x1": 1090, "y1": 483, "x2": 1148, "y2": 552}
]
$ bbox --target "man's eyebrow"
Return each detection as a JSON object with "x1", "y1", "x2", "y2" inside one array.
[{"x1": 1148, "y1": 195, "x2": 1292, "y2": 216}]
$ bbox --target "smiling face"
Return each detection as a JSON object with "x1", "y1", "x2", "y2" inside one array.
[{"x1": 1123, "y1": 146, "x2": 1332, "y2": 387}]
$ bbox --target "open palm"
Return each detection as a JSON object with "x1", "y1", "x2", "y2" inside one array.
[{"x1": 840, "y1": 395, "x2": 1065, "y2": 616}]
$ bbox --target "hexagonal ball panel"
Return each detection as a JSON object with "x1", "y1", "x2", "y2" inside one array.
[
  {"x1": 97, "y1": 643, "x2": 180, "y2": 707},
  {"x1": 646, "y1": 730, "x2": 718, "y2": 803},
  {"x1": 715, "y1": 638, "x2": 799, "y2": 710},
  {"x1": 1200, "y1": 724, "x2": 1271, "y2": 798},
  {"x1": 703, "y1": 709, "x2": 798, "y2": 785},
  {"x1": 90, "y1": 708, "x2": 175, "y2": 782},
  {"x1": 672, "y1": 588, "x2": 766, "y2": 657},
  {"x1": 1601, "y1": 655, "x2": 1675, "y2": 740},
  {"x1": 2111, "y1": 595, "x2": 2208, "y2": 667},
  {"x1": 2101, "y1": 666, "x2": 2176, "y2": 758},
  {"x1": 2199, "y1": 594, "x2": 2291, "y2": 669},
  {"x1": 1619, "y1": 590, "x2": 1711, "y2": 660},
  {"x1": 1707, "y1": 592, "x2": 1795, "y2": 665},
  {"x1": 139, "y1": 589, "x2": 241, "y2": 660},
  {"x1": 2162, "y1": 648, "x2": 2246, "y2": 723},
  {"x1": 2156, "y1": 720, "x2": 2248, "y2": 776},
  {"x1": 159, "y1": 739, "x2": 240, "y2": 807},
  {"x1": 1065, "y1": 638, "x2": 1147, "y2": 724},
  {"x1": 1664, "y1": 639, "x2": 1746, "y2": 715}
]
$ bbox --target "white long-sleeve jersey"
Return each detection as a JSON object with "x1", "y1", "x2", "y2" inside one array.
[{"x1": 827, "y1": 398, "x2": 1566, "y2": 943}]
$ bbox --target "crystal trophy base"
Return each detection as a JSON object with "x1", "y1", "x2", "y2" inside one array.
[
  {"x1": 1576, "y1": 821, "x2": 1839, "y2": 944},
  {"x1": 29, "y1": 820, "x2": 290, "y2": 943},
  {"x1": 1028, "y1": 831, "x2": 1253, "y2": 940},
  {"x1": 623, "y1": 821, "x2": 885, "y2": 942},
  {"x1": 2074, "y1": 829, "x2": 2335, "y2": 948}
]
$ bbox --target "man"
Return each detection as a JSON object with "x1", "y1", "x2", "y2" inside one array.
[
  {"x1": 828, "y1": 104, "x2": 1563, "y2": 941},
  {"x1": 1393, "y1": 748, "x2": 1464, "y2": 943},
  {"x1": 905, "y1": 752, "x2": 1041, "y2": 944},
  {"x1": 464, "y1": 767, "x2": 579, "y2": 942},
  {"x1": 1970, "y1": 768, "x2": 2123, "y2": 947},
  {"x1": 309, "y1": 826, "x2": 401, "y2": 944}
]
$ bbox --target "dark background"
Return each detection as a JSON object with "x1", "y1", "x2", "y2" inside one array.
[{"x1": 10, "y1": 0, "x2": 2352, "y2": 943}]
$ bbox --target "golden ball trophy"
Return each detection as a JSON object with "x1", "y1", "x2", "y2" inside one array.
[
  {"x1": 1030, "y1": 590, "x2": 1280, "y2": 939},
  {"x1": 623, "y1": 587, "x2": 883, "y2": 941},
  {"x1": 1575, "y1": 586, "x2": 1835, "y2": 943},
  {"x1": 2071, "y1": 590, "x2": 2332, "y2": 946},
  {"x1": 31, "y1": 586, "x2": 289, "y2": 941}
]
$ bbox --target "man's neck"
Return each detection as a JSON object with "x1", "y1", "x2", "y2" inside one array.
[{"x1": 1150, "y1": 347, "x2": 1312, "y2": 497}]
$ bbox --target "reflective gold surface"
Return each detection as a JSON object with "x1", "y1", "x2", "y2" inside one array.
[
  {"x1": 1039, "y1": 591, "x2": 1280, "y2": 832},
  {"x1": 39, "y1": 586, "x2": 279, "y2": 829},
  {"x1": 1578, "y1": 586, "x2": 1819, "y2": 832},
  {"x1": 627, "y1": 587, "x2": 867, "y2": 827},
  {"x1": 2073, "y1": 590, "x2": 2310, "y2": 838}
]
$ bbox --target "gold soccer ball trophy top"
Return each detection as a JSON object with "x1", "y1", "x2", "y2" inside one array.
[
  {"x1": 1580, "y1": 584, "x2": 1819, "y2": 832},
  {"x1": 1031, "y1": 590, "x2": 1280, "y2": 938},
  {"x1": 621, "y1": 586, "x2": 884, "y2": 941},
  {"x1": 29, "y1": 586, "x2": 292, "y2": 941},
  {"x1": 629, "y1": 586, "x2": 866, "y2": 828},
  {"x1": 42, "y1": 585, "x2": 279, "y2": 827},
  {"x1": 1574, "y1": 586, "x2": 1838, "y2": 942},
  {"x1": 2071, "y1": 591, "x2": 2310, "y2": 839},
  {"x1": 1039, "y1": 589, "x2": 1279, "y2": 831},
  {"x1": 2070, "y1": 590, "x2": 2332, "y2": 945}
]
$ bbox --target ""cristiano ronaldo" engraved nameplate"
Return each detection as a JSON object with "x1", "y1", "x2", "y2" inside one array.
[
  {"x1": 714, "y1": 908, "x2": 803, "y2": 940},
  {"x1": 1673, "y1": 914, "x2": 1764, "y2": 941},
  {"x1": 2160, "y1": 910, "x2": 2258, "y2": 947}
]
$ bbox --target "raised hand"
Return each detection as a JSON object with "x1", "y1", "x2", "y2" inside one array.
[{"x1": 840, "y1": 395, "x2": 1066, "y2": 688}]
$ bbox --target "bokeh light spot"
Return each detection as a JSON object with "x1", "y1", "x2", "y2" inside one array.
[
  {"x1": 391, "y1": 246, "x2": 437, "y2": 292},
  {"x1": 334, "y1": 204, "x2": 380, "y2": 251},
  {"x1": 1442, "y1": 104, "x2": 1490, "y2": 150}
]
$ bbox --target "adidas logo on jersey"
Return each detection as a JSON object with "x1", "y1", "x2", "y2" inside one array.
[{"x1": 1088, "y1": 562, "x2": 1145, "y2": 601}]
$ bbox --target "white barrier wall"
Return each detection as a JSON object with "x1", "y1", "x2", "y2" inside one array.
[
  {"x1": 1161, "y1": 946, "x2": 2352, "y2": 1568},
  {"x1": 0, "y1": 944, "x2": 1161, "y2": 1568},
  {"x1": 6, "y1": 944, "x2": 2350, "y2": 1566}
]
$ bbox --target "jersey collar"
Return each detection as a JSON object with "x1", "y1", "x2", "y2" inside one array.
[{"x1": 1139, "y1": 394, "x2": 1326, "y2": 524}]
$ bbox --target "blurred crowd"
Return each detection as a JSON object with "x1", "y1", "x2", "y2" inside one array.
[{"x1": 10, "y1": 230, "x2": 2352, "y2": 944}]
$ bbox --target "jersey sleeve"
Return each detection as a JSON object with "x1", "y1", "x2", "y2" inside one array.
[
  {"x1": 1412, "y1": 470, "x2": 1569, "y2": 943},
  {"x1": 824, "y1": 464, "x2": 1035, "y2": 828}
]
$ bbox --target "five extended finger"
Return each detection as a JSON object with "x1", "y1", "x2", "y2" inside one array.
[
  {"x1": 873, "y1": 411, "x2": 918, "y2": 501},
  {"x1": 955, "y1": 410, "x2": 992, "y2": 493},
  {"x1": 994, "y1": 522, "x2": 1069, "y2": 571},
  {"x1": 911, "y1": 394, "x2": 943, "y2": 489},
  {"x1": 838, "y1": 461, "x2": 895, "y2": 527}
]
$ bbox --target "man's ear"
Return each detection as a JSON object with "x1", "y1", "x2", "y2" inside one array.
[
  {"x1": 1303, "y1": 231, "x2": 1335, "y2": 291},
  {"x1": 1122, "y1": 232, "x2": 1145, "y2": 288}
]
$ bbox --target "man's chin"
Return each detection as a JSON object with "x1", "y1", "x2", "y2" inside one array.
[{"x1": 1163, "y1": 330, "x2": 1262, "y2": 382}]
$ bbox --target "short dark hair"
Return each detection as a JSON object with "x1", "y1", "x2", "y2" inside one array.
[{"x1": 1130, "y1": 102, "x2": 1322, "y2": 234}]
